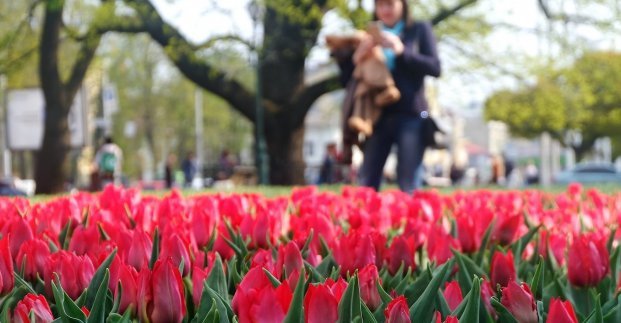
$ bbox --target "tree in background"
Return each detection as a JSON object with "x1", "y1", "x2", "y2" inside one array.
[
  {"x1": 18, "y1": 0, "x2": 620, "y2": 192},
  {"x1": 485, "y1": 51, "x2": 621, "y2": 161}
]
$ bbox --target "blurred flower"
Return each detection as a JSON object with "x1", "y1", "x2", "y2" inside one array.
[
  {"x1": 490, "y1": 250, "x2": 516, "y2": 289},
  {"x1": 546, "y1": 298, "x2": 578, "y2": 323},
  {"x1": 501, "y1": 281, "x2": 538, "y2": 323},
  {"x1": 385, "y1": 296, "x2": 410, "y2": 323}
]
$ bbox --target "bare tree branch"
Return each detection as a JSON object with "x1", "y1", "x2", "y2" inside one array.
[
  {"x1": 442, "y1": 38, "x2": 530, "y2": 83},
  {"x1": 123, "y1": 0, "x2": 256, "y2": 121},
  {"x1": 193, "y1": 34, "x2": 254, "y2": 51},
  {"x1": 431, "y1": 0, "x2": 479, "y2": 26},
  {"x1": 290, "y1": 74, "x2": 341, "y2": 128},
  {"x1": 536, "y1": 0, "x2": 617, "y2": 28}
]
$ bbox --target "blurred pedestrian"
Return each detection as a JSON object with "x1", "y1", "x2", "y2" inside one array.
[
  {"x1": 334, "y1": 0, "x2": 441, "y2": 193},
  {"x1": 181, "y1": 152, "x2": 197, "y2": 187},
  {"x1": 318, "y1": 143, "x2": 339, "y2": 184},
  {"x1": 94, "y1": 136, "x2": 122, "y2": 189}
]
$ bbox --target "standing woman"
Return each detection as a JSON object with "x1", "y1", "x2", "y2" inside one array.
[{"x1": 338, "y1": 0, "x2": 441, "y2": 193}]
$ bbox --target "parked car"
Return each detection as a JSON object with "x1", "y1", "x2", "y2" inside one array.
[
  {"x1": 0, "y1": 178, "x2": 27, "y2": 197},
  {"x1": 554, "y1": 163, "x2": 621, "y2": 184}
]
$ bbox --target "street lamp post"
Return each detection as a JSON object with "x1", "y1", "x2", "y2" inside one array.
[{"x1": 248, "y1": 0, "x2": 269, "y2": 185}]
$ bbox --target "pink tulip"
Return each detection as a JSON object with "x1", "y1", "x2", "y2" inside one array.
[
  {"x1": 500, "y1": 281, "x2": 538, "y2": 323},
  {"x1": 16, "y1": 239, "x2": 50, "y2": 282},
  {"x1": 490, "y1": 250, "x2": 516, "y2": 289},
  {"x1": 547, "y1": 298, "x2": 578, "y2": 323},
  {"x1": 192, "y1": 265, "x2": 208, "y2": 307},
  {"x1": 159, "y1": 233, "x2": 191, "y2": 277},
  {"x1": 359, "y1": 264, "x2": 382, "y2": 311},
  {"x1": 232, "y1": 267, "x2": 293, "y2": 323},
  {"x1": 127, "y1": 230, "x2": 152, "y2": 271},
  {"x1": 304, "y1": 284, "x2": 339, "y2": 323},
  {"x1": 149, "y1": 258, "x2": 186, "y2": 323},
  {"x1": 568, "y1": 233, "x2": 609, "y2": 287},
  {"x1": 44, "y1": 251, "x2": 94, "y2": 299},
  {"x1": 332, "y1": 229, "x2": 376, "y2": 275},
  {"x1": 13, "y1": 293, "x2": 54, "y2": 323},
  {"x1": 385, "y1": 296, "x2": 410, "y2": 323},
  {"x1": 443, "y1": 281, "x2": 463, "y2": 311},
  {"x1": 385, "y1": 236, "x2": 416, "y2": 275}
]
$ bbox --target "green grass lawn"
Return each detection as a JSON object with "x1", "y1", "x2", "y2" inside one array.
[{"x1": 26, "y1": 183, "x2": 621, "y2": 204}]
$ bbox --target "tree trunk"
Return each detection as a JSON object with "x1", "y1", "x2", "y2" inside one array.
[
  {"x1": 265, "y1": 120, "x2": 306, "y2": 185},
  {"x1": 35, "y1": 101, "x2": 71, "y2": 194}
]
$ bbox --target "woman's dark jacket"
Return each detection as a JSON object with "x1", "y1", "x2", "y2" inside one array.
[{"x1": 337, "y1": 21, "x2": 441, "y2": 116}]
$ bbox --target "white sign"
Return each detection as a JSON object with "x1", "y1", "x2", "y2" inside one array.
[{"x1": 6, "y1": 88, "x2": 87, "y2": 150}]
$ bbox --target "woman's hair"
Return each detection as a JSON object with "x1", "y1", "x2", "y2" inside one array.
[{"x1": 373, "y1": 0, "x2": 413, "y2": 26}]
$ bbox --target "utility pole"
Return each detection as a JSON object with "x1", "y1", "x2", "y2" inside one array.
[
  {"x1": 0, "y1": 74, "x2": 11, "y2": 178},
  {"x1": 194, "y1": 88, "x2": 204, "y2": 187}
]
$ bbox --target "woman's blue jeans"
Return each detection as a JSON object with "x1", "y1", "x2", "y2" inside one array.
[{"x1": 358, "y1": 113, "x2": 426, "y2": 194}]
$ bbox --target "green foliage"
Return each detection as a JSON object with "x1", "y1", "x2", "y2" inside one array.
[{"x1": 485, "y1": 51, "x2": 621, "y2": 158}]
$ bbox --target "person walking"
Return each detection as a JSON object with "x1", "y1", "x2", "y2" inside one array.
[
  {"x1": 335, "y1": 0, "x2": 441, "y2": 193},
  {"x1": 94, "y1": 136, "x2": 123, "y2": 189}
]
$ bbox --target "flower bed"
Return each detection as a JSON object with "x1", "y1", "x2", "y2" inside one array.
[{"x1": 0, "y1": 184, "x2": 620, "y2": 322}]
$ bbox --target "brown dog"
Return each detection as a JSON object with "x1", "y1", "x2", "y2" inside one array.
[{"x1": 326, "y1": 31, "x2": 400, "y2": 136}]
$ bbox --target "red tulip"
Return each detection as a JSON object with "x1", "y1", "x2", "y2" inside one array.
[
  {"x1": 492, "y1": 214, "x2": 522, "y2": 246},
  {"x1": 456, "y1": 215, "x2": 484, "y2": 253},
  {"x1": 385, "y1": 236, "x2": 416, "y2": 275},
  {"x1": 325, "y1": 277, "x2": 348, "y2": 302},
  {"x1": 538, "y1": 230, "x2": 566, "y2": 266},
  {"x1": 385, "y1": 296, "x2": 410, "y2": 323},
  {"x1": 443, "y1": 281, "x2": 463, "y2": 311},
  {"x1": 16, "y1": 238, "x2": 51, "y2": 282},
  {"x1": 500, "y1": 281, "x2": 538, "y2": 323},
  {"x1": 190, "y1": 198, "x2": 218, "y2": 248},
  {"x1": 304, "y1": 284, "x2": 338, "y2": 323},
  {"x1": 239, "y1": 210, "x2": 280, "y2": 249},
  {"x1": 68, "y1": 225, "x2": 100, "y2": 258},
  {"x1": 136, "y1": 268, "x2": 152, "y2": 323},
  {"x1": 232, "y1": 267, "x2": 293, "y2": 323},
  {"x1": 192, "y1": 265, "x2": 208, "y2": 307},
  {"x1": 159, "y1": 233, "x2": 191, "y2": 277},
  {"x1": 435, "y1": 312, "x2": 459, "y2": 323},
  {"x1": 427, "y1": 225, "x2": 460, "y2": 265},
  {"x1": 150, "y1": 258, "x2": 186, "y2": 323},
  {"x1": 5, "y1": 217, "x2": 34, "y2": 259},
  {"x1": 127, "y1": 230, "x2": 152, "y2": 271},
  {"x1": 359, "y1": 264, "x2": 382, "y2": 311},
  {"x1": 0, "y1": 237, "x2": 14, "y2": 296},
  {"x1": 333, "y1": 229, "x2": 377, "y2": 275},
  {"x1": 44, "y1": 251, "x2": 94, "y2": 299},
  {"x1": 490, "y1": 250, "x2": 516, "y2": 289},
  {"x1": 480, "y1": 279, "x2": 496, "y2": 318},
  {"x1": 109, "y1": 260, "x2": 139, "y2": 315},
  {"x1": 13, "y1": 293, "x2": 54, "y2": 323},
  {"x1": 277, "y1": 241, "x2": 303, "y2": 280},
  {"x1": 546, "y1": 298, "x2": 578, "y2": 323},
  {"x1": 568, "y1": 233, "x2": 609, "y2": 287}
]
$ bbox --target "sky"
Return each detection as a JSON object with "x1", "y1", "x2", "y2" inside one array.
[{"x1": 150, "y1": 0, "x2": 617, "y2": 116}]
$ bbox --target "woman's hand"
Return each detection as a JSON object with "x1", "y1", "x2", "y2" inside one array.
[
  {"x1": 380, "y1": 33, "x2": 404, "y2": 55},
  {"x1": 353, "y1": 36, "x2": 374, "y2": 64}
]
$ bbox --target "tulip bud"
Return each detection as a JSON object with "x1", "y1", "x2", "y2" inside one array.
[
  {"x1": 13, "y1": 293, "x2": 54, "y2": 323},
  {"x1": 150, "y1": 258, "x2": 186, "y2": 323},
  {"x1": 304, "y1": 284, "x2": 338, "y2": 323},
  {"x1": 16, "y1": 239, "x2": 51, "y2": 282},
  {"x1": 490, "y1": 250, "x2": 516, "y2": 289},
  {"x1": 546, "y1": 298, "x2": 578, "y2": 323},
  {"x1": 385, "y1": 296, "x2": 410, "y2": 323},
  {"x1": 385, "y1": 236, "x2": 416, "y2": 275},
  {"x1": 500, "y1": 281, "x2": 538, "y2": 323},
  {"x1": 443, "y1": 281, "x2": 463, "y2": 312},
  {"x1": 0, "y1": 237, "x2": 15, "y2": 295},
  {"x1": 359, "y1": 264, "x2": 382, "y2": 311},
  {"x1": 568, "y1": 234, "x2": 609, "y2": 288}
]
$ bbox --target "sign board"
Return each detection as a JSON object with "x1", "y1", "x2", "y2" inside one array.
[{"x1": 6, "y1": 88, "x2": 88, "y2": 150}]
